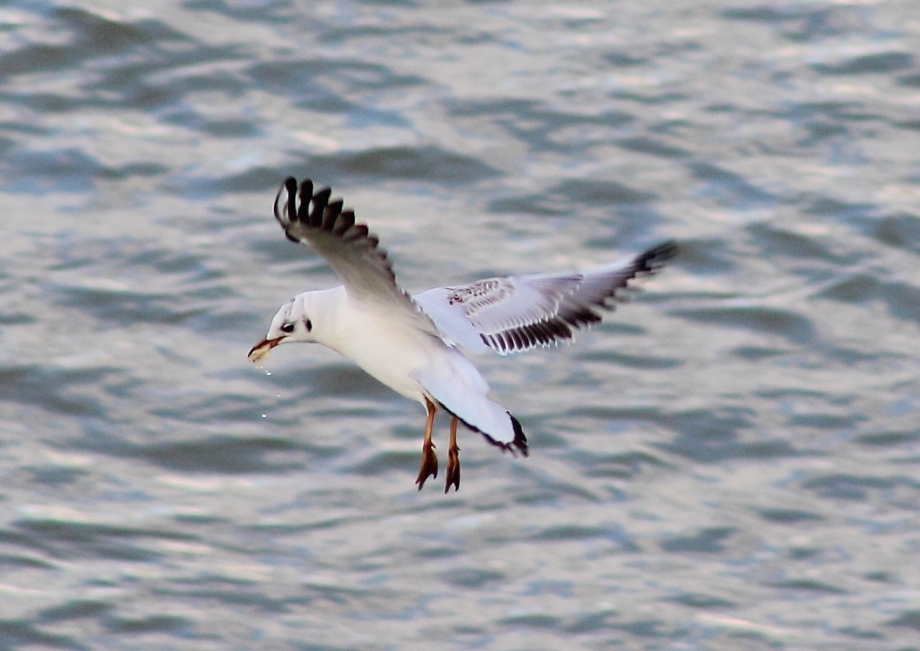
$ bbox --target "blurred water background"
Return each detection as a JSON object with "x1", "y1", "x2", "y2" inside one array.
[{"x1": 1, "y1": 1, "x2": 920, "y2": 649}]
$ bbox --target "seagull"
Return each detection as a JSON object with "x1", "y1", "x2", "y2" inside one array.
[{"x1": 249, "y1": 177, "x2": 676, "y2": 492}]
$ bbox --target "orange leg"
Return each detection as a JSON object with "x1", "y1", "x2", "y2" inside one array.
[
  {"x1": 415, "y1": 398, "x2": 439, "y2": 490},
  {"x1": 444, "y1": 416, "x2": 460, "y2": 493}
]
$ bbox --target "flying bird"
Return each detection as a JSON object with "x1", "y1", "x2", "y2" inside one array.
[{"x1": 250, "y1": 177, "x2": 676, "y2": 492}]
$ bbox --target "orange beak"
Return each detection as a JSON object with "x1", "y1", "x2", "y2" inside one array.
[{"x1": 248, "y1": 337, "x2": 283, "y2": 365}]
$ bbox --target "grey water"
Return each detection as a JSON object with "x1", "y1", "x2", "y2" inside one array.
[{"x1": 1, "y1": 1, "x2": 919, "y2": 649}]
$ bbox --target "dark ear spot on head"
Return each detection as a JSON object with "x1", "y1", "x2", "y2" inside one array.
[{"x1": 304, "y1": 319, "x2": 313, "y2": 332}]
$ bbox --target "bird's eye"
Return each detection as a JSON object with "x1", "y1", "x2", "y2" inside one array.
[
  {"x1": 280, "y1": 322, "x2": 295, "y2": 334},
  {"x1": 304, "y1": 319, "x2": 312, "y2": 332}
]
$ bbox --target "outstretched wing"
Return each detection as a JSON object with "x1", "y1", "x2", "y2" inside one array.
[
  {"x1": 273, "y1": 177, "x2": 434, "y2": 325},
  {"x1": 413, "y1": 241, "x2": 677, "y2": 355}
]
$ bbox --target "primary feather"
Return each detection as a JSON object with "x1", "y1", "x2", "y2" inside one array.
[{"x1": 273, "y1": 177, "x2": 436, "y2": 331}]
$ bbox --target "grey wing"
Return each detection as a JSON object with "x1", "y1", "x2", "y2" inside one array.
[
  {"x1": 273, "y1": 177, "x2": 432, "y2": 323},
  {"x1": 414, "y1": 241, "x2": 677, "y2": 355}
]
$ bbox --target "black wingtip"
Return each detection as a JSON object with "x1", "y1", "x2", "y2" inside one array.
[
  {"x1": 509, "y1": 413, "x2": 529, "y2": 457},
  {"x1": 639, "y1": 240, "x2": 678, "y2": 271},
  {"x1": 437, "y1": 402, "x2": 529, "y2": 458},
  {"x1": 284, "y1": 177, "x2": 298, "y2": 221},
  {"x1": 273, "y1": 177, "x2": 298, "y2": 224}
]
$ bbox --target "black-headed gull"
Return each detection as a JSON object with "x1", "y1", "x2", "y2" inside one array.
[{"x1": 249, "y1": 177, "x2": 676, "y2": 492}]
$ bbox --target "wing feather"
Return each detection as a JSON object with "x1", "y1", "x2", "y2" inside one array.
[
  {"x1": 413, "y1": 241, "x2": 677, "y2": 355},
  {"x1": 272, "y1": 178, "x2": 441, "y2": 336}
]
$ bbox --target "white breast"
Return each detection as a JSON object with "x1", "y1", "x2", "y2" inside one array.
[{"x1": 324, "y1": 296, "x2": 445, "y2": 404}]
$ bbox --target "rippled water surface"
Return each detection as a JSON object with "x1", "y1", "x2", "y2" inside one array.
[{"x1": 2, "y1": 1, "x2": 920, "y2": 649}]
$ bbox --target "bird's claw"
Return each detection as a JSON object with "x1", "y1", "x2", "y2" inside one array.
[
  {"x1": 444, "y1": 445, "x2": 460, "y2": 493},
  {"x1": 415, "y1": 441, "x2": 438, "y2": 490}
]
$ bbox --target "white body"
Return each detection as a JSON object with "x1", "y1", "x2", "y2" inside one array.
[
  {"x1": 269, "y1": 287, "x2": 520, "y2": 445},
  {"x1": 313, "y1": 286, "x2": 451, "y2": 402}
]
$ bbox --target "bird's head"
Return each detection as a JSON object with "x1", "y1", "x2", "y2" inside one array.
[{"x1": 248, "y1": 293, "x2": 317, "y2": 365}]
